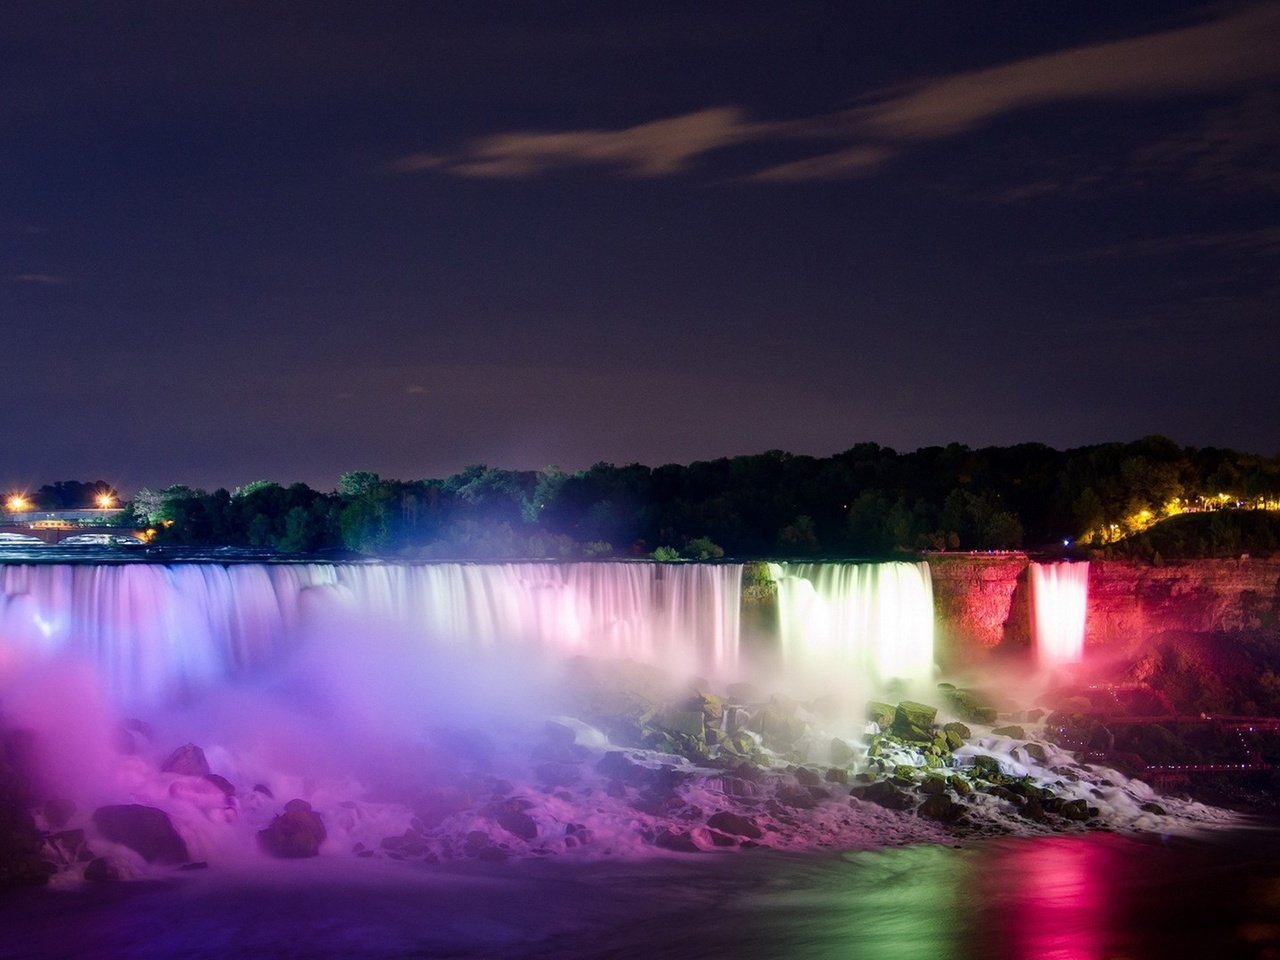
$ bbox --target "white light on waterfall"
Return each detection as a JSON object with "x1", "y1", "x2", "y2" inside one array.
[
  {"x1": 1031, "y1": 561, "x2": 1090, "y2": 667},
  {"x1": 772, "y1": 561, "x2": 935, "y2": 684}
]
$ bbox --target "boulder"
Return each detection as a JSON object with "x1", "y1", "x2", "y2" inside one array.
[
  {"x1": 921, "y1": 776, "x2": 949, "y2": 796},
  {"x1": 257, "y1": 799, "x2": 326, "y2": 858},
  {"x1": 917, "y1": 794, "x2": 965, "y2": 824},
  {"x1": 892, "y1": 701, "x2": 938, "y2": 742},
  {"x1": 850, "y1": 780, "x2": 915, "y2": 811},
  {"x1": 706, "y1": 811, "x2": 762, "y2": 839},
  {"x1": 653, "y1": 829, "x2": 700, "y2": 853},
  {"x1": 93, "y1": 804, "x2": 190, "y2": 864},
  {"x1": 491, "y1": 803, "x2": 537, "y2": 839},
  {"x1": 161, "y1": 743, "x2": 210, "y2": 777},
  {"x1": 748, "y1": 700, "x2": 807, "y2": 749},
  {"x1": 1021, "y1": 743, "x2": 1048, "y2": 763},
  {"x1": 83, "y1": 856, "x2": 123, "y2": 882},
  {"x1": 992, "y1": 725, "x2": 1026, "y2": 739},
  {"x1": 595, "y1": 751, "x2": 656, "y2": 786},
  {"x1": 866, "y1": 701, "x2": 897, "y2": 728},
  {"x1": 829, "y1": 737, "x2": 858, "y2": 765}
]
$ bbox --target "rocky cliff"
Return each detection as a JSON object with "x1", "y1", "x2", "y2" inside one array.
[{"x1": 926, "y1": 554, "x2": 1280, "y2": 666}]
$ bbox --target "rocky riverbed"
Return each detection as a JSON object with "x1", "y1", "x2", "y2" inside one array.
[{"x1": 0, "y1": 656, "x2": 1241, "y2": 890}]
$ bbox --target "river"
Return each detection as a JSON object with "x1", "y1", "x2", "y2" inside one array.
[{"x1": 3, "y1": 828, "x2": 1278, "y2": 959}]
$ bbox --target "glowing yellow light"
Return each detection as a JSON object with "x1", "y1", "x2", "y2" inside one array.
[
  {"x1": 6, "y1": 495, "x2": 29, "y2": 512},
  {"x1": 96, "y1": 493, "x2": 115, "y2": 509}
]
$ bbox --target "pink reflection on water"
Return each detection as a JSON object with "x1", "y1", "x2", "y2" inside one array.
[{"x1": 993, "y1": 837, "x2": 1119, "y2": 960}]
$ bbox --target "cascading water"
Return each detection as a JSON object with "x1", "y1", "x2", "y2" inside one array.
[
  {"x1": 0, "y1": 562, "x2": 743, "y2": 708},
  {"x1": 1030, "y1": 561, "x2": 1090, "y2": 668},
  {"x1": 768, "y1": 561, "x2": 935, "y2": 685}
]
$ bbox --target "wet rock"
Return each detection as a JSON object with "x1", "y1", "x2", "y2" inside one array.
[
  {"x1": 83, "y1": 856, "x2": 123, "y2": 883},
  {"x1": 93, "y1": 804, "x2": 190, "y2": 864},
  {"x1": 921, "y1": 776, "x2": 949, "y2": 796},
  {"x1": 985, "y1": 785, "x2": 1022, "y2": 805},
  {"x1": 866, "y1": 701, "x2": 897, "y2": 728},
  {"x1": 918, "y1": 794, "x2": 966, "y2": 824},
  {"x1": 829, "y1": 737, "x2": 858, "y2": 765},
  {"x1": 1021, "y1": 743, "x2": 1048, "y2": 763},
  {"x1": 971, "y1": 755, "x2": 1004, "y2": 778},
  {"x1": 493, "y1": 806, "x2": 538, "y2": 841},
  {"x1": 706, "y1": 829, "x2": 738, "y2": 847},
  {"x1": 948, "y1": 776, "x2": 973, "y2": 797},
  {"x1": 706, "y1": 811, "x2": 762, "y2": 839},
  {"x1": 824, "y1": 767, "x2": 849, "y2": 785},
  {"x1": 1023, "y1": 799, "x2": 1049, "y2": 822},
  {"x1": 44, "y1": 828, "x2": 93, "y2": 867},
  {"x1": 773, "y1": 785, "x2": 820, "y2": 810},
  {"x1": 892, "y1": 701, "x2": 938, "y2": 742},
  {"x1": 850, "y1": 780, "x2": 915, "y2": 811},
  {"x1": 161, "y1": 743, "x2": 210, "y2": 777},
  {"x1": 654, "y1": 829, "x2": 700, "y2": 853},
  {"x1": 943, "y1": 721, "x2": 972, "y2": 740},
  {"x1": 748, "y1": 699, "x2": 808, "y2": 750},
  {"x1": 992, "y1": 725, "x2": 1026, "y2": 739},
  {"x1": 203, "y1": 774, "x2": 236, "y2": 798},
  {"x1": 1140, "y1": 801, "x2": 1167, "y2": 815},
  {"x1": 1059, "y1": 799, "x2": 1093, "y2": 821},
  {"x1": 253, "y1": 783, "x2": 273, "y2": 798},
  {"x1": 793, "y1": 767, "x2": 821, "y2": 787},
  {"x1": 257, "y1": 799, "x2": 326, "y2": 858},
  {"x1": 941, "y1": 688, "x2": 998, "y2": 725},
  {"x1": 595, "y1": 751, "x2": 656, "y2": 786}
]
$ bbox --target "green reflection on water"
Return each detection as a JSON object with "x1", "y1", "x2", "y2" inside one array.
[{"x1": 748, "y1": 845, "x2": 977, "y2": 960}]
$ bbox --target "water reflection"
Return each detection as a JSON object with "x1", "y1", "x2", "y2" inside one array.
[
  {"x1": 3, "y1": 832, "x2": 1279, "y2": 959},
  {"x1": 990, "y1": 838, "x2": 1112, "y2": 960}
]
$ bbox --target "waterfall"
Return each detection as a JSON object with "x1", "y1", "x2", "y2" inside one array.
[
  {"x1": 1030, "y1": 561, "x2": 1090, "y2": 667},
  {"x1": 0, "y1": 562, "x2": 742, "y2": 708},
  {"x1": 769, "y1": 561, "x2": 935, "y2": 684}
]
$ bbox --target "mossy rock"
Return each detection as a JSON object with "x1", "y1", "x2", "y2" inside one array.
[
  {"x1": 654, "y1": 709, "x2": 706, "y2": 741},
  {"x1": 830, "y1": 737, "x2": 858, "y2": 765},
  {"x1": 921, "y1": 775, "x2": 948, "y2": 796},
  {"x1": 971, "y1": 755, "x2": 1003, "y2": 778},
  {"x1": 992, "y1": 725, "x2": 1026, "y2": 739},
  {"x1": 948, "y1": 776, "x2": 972, "y2": 797},
  {"x1": 1021, "y1": 742, "x2": 1048, "y2": 763},
  {"x1": 940, "y1": 688, "x2": 998, "y2": 725},
  {"x1": 944, "y1": 729, "x2": 966, "y2": 751},
  {"x1": 917, "y1": 794, "x2": 966, "y2": 824},
  {"x1": 866, "y1": 701, "x2": 896, "y2": 728},
  {"x1": 892, "y1": 701, "x2": 938, "y2": 743}
]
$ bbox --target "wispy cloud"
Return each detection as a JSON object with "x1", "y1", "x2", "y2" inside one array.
[
  {"x1": 395, "y1": 4, "x2": 1280, "y2": 183},
  {"x1": 1044, "y1": 227, "x2": 1280, "y2": 263},
  {"x1": 10, "y1": 273, "x2": 70, "y2": 284},
  {"x1": 391, "y1": 107, "x2": 775, "y2": 178}
]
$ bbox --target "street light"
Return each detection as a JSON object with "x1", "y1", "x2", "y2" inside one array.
[
  {"x1": 96, "y1": 493, "x2": 115, "y2": 510},
  {"x1": 6, "y1": 495, "x2": 30, "y2": 512}
]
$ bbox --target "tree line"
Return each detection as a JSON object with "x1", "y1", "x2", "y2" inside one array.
[{"x1": 111, "y1": 436, "x2": 1279, "y2": 559}]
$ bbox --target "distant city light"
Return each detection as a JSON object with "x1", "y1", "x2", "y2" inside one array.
[
  {"x1": 6, "y1": 494, "x2": 30, "y2": 512},
  {"x1": 96, "y1": 493, "x2": 115, "y2": 509}
]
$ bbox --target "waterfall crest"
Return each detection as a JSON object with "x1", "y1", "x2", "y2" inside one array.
[{"x1": 0, "y1": 562, "x2": 743, "y2": 707}]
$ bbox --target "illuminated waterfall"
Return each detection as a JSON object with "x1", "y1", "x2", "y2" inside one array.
[
  {"x1": 1030, "y1": 561, "x2": 1089, "y2": 667},
  {"x1": 0, "y1": 562, "x2": 742, "y2": 707},
  {"x1": 769, "y1": 562, "x2": 935, "y2": 683}
]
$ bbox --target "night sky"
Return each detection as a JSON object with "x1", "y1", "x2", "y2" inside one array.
[{"x1": 3, "y1": 2, "x2": 1278, "y2": 493}]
